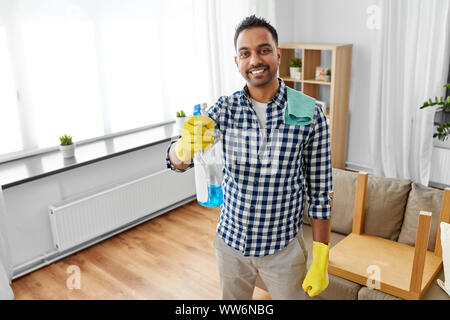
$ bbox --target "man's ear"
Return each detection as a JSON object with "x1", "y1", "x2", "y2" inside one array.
[
  {"x1": 277, "y1": 47, "x2": 281, "y2": 64},
  {"x1": 234, "y1": 55, "x2": 238, "y2": 68}
]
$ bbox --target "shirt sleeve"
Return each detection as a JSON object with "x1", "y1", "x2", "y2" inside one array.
[
  {"x1": 165, "y1": 140, "x2": 194, "y2": 172},
  {"x1": 302, "y1": 104, "x2": 333, "y2": 220},
  {"x1": 206, "y1": 96, "x2": 226, "y2": 132}
]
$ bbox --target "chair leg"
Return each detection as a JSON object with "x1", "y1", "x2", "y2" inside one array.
[
  {"x1": 409, "y1": 211, "x2": 432, "y2": 295},
  {"x1": 352, "y1": 172, "x2": 368, "y2": 235}
]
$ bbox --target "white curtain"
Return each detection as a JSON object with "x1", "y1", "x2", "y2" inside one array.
[
  {"x1": 369, "y1": 0, "x2": 450, "y2": 185},
  {"x1": 192, "y1": 0, "x2": 276, "y2": 104},
  {"x1": 0, "y1": 189, "x2": 14, "y2": 300},
  {"x1": 0, "y1": 0, "x2": 275, "y2": 297},
  {"x1": 0, "y1": 0, "x2": 275, "y2": 161}
]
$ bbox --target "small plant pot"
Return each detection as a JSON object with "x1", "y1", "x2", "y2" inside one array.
[
  {"x1": 434, "y1": 110, "x2": 450, "y2": 125},
  {"x1": 59, "y1": 144, "x2": 75, "y2": 158},
  {"x1": 176, "y1": 117, "x2": 186, "y2": 132},
  {"x1": 324, "y1": 75, "x2": 331, "y2": 82},
  {"x1": 289, "y1": 67, "x2": 302, "y2": 80}
]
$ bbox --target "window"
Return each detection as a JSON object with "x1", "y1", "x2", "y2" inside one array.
[
  {"x1": 0, "y1": 0, "x2": 275, "y2": 160},
  {"x1": 100, "y1": 19, "x2": 170, "y2": 133},
  {"x1": 0, "y1": 26, "x2": 22, "y2": 155},
  {"x1": 22, "y1": 20, "x2": 105, "y2": 149}
]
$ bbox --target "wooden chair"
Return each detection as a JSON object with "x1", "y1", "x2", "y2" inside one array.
[{"x1": 328, "y1": 172, "x2": 450, "y2": 300}]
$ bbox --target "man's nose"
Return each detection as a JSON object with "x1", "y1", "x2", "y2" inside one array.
[{"x1": 249, "y1": 52, "x2": 263, "y2": 67}]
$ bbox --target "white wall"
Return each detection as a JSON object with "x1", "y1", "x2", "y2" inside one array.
[
  {"x1": 276, "y1": 0, "x2": 376, "y2": 171},
  {"x1": 3, "y1": 141, "x2": 196, "y2": 277},
  {"x1": 276, "y1": 0, "x2": 450, "y2": 186},
  {"x1": 274, "y1": 0, "x2": 295, "y2": 43}
]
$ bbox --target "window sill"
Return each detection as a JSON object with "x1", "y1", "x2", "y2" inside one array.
[{"x1": 0, "y1": 121, "x2": 180, "y2": 190}]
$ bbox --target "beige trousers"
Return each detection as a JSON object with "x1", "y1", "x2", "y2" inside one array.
[{"x1": 213, "y1": 229, "x2": 308, "y2": 300}]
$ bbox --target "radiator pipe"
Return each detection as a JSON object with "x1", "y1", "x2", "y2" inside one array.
[{"x1": 12, "y1": 249, "x2": 60, "y2": 278}]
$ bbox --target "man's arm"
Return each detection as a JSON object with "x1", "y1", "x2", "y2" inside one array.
[
  {"x1": 166, "y1": 98, "x2": 223, "y2": 173},
  {"x1": 303, "y1": 105, "x2": 333, "y2": 243},
  {"x1": 168, "y1": 140, "x2": 192, "y2": 171},
  {"x1": 301, "y1": 104, "x2": 333, "y2": 297},
  {"x1": 310, "y1": 219, "x2": 330, "y2": 245},
  {"x1": 166, "y1": 139, "x2": 194, "y2": 172},
  {"x1": 166, "y1": 96, "x2": 223, "y2": 172}
]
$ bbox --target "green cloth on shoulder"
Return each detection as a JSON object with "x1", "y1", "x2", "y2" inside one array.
[{"x1": 284, "y1": 86, "x2": 316, "y2": 126}]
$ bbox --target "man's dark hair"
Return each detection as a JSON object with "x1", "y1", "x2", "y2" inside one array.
[{"x1": 234, "y1": 15, "x2": 278, "y2": 50}]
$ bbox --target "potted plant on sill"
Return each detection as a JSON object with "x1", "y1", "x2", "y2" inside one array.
[
  {"x1": 176, "y1": 110, "x2": 187, "y2": 131},
  {"x1": 420, "y1": 83, "x2": 450, "y2": 141},
  {"x1": 59, "y1": 134, "x2": 75, "y2": 158},
  {"x1": 289, "y1": 58, "x2": 302, "y2": 80},
  {"x1": 325, "y1": 69, "x2": 331, "y2": 82}
]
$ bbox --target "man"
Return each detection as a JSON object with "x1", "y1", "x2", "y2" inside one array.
[{"x1": 166, "y1": 15, "x2": 332, "y2": 300}]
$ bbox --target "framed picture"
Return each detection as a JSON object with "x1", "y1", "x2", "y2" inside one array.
[{"x1": 315, "y1": 67, "x2": 327, "y2": 81}]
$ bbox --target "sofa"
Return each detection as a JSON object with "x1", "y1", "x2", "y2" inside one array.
[{"x1": 255, "y1": 168, "x2": 450, "y2": 300}]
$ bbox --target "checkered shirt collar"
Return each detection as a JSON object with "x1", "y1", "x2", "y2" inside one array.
[{"x1": 241, "y1": 78, "x2": 287, "y2": 110}]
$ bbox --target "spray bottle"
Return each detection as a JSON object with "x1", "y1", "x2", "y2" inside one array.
[{"x1": 193, "y1": 103, "x2": 224, "y2": 207}]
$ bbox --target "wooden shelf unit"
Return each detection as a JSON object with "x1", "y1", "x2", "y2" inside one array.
[{"x1": 279, "y1": 43, "x2": 352, "y2": 169}]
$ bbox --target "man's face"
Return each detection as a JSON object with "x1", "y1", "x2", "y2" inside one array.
[{"x1": 234, "y1": 27, "x2": 281, "y2": 88}]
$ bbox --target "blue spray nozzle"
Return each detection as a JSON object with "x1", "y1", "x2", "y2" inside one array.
[{"x1": 193, "y1": 104, "x2": 201, "y2": 116}]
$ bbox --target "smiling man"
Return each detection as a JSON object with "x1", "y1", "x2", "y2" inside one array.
[{"x1": 167, "y1": 15, "x2": 332, "y2": 300}]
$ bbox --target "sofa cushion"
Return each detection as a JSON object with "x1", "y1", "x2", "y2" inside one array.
[
  {"x1": 357, "y1": 287, "x2": 401, "y2": 300},
  {"x1": 304, "y1": 169, "x2": 411, "y2": 240},
  {"x1": 397, "y1": 182, "x2": 444, "y2": 251},
  {"x1": 364, "y1": 174, "x2": 411, "y2": 240},
  {"x1": 357, "y1": 269, "x2": 449, "y2": 300},
  {"x1": 302, "y1": 168, "x2": 357, "y2": 236},
  {"x1": 328, "y1": 168, "x2": 358, "y2": 235},
  {"x1": 302, "y1": 224, "x2": 361, "y2": 300},
  {"x1": 421, "y1": 269, "x2": 450, "y2": 300}
]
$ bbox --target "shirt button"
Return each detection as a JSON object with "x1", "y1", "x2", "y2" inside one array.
[
  {"x1": 254, "y1": 180, "x2": 258, "y2": 185},
  {"x1": 250, "y1": 205, "x2": 255, "y2": 211}
]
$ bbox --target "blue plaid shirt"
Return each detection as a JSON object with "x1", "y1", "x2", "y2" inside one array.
[{"x1": 166, "y1": 78, "x2": 332, "y2": 256}]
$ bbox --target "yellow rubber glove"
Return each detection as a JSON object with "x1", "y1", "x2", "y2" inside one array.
[
  {"x1": 174, "y1": 115, "x2": 215, "y2": 162},
  {"x1": 302, "y1": 241, "x2": 330, "y2": 297}
]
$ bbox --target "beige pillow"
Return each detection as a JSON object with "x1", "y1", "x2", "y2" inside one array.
[
  {"x1": 302, "y1": 169, "x2": 411, "y2": 241},
  {"x1": 364, "y1": 174, "x2": 411, "y2": 241},
  {"x1": 397, "y1": 183, "x2": 444, "y2": 251},
  {"x1": 329, "y1": 168, "x2": 358, "y2": 235},
  {"x1": 302, "y1": 168, "x2": 357, "y2": 236}
]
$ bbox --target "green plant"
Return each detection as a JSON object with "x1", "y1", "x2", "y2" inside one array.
[
  {"x1": 420, "y1": 83, "x2": 450, "y2": 141},
  {"x1": 59, "y1": 134, "x2": 73, "y2": 146},
  {"x1": 326, "y1": 69, "x2": 331, "y2": 76},
  {"x1": 176, "y1": 110, "x2": 186, "y2": 117},
  {"x1": 289, "y1": 58, "x2": 302, "y2": 68},
  {"x1": 433, "y1": 123, "x2": 450, "y2": 141}
]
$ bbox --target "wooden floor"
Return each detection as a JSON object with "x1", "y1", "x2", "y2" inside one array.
[{"x1": 11, "y1": 200, "x2": 271, "y2": 300}]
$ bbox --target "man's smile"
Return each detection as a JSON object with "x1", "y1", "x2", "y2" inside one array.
[{"x1": 248, "y1": 67, "x2": 269, "y2": 76}]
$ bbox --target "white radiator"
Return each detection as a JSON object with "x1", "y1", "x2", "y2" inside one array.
[{"x1": 49, "y1": 169, "x2": 195, "y2": 251}]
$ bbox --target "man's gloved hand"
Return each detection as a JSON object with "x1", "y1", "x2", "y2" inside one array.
[
  {"x1": 302, "y1": 241, "x2": 330, "y2": 297},
  {"x1": 174, "y1": 115, "x2": 215, "y2": 162}
]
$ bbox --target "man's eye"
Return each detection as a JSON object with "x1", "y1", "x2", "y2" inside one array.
[
  {"x1": 240, "y1": 52, "x2": 249, "y2": 58},
  {"x1": 261, "y1": 48, "x2": 271, "y2": 54}
]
